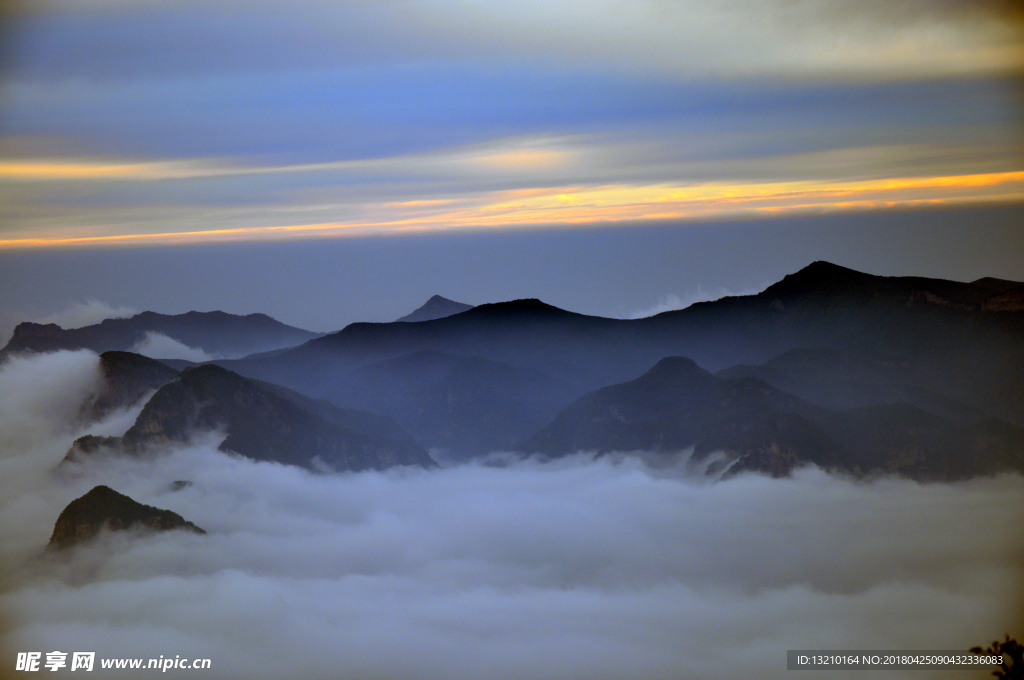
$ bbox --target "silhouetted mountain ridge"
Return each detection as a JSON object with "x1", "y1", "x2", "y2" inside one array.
[
  {"x1": 2, "y1": 310, "x2": 320, "y2": 359},
  {"x1": 62, "y1": 360, "x2": 434, "y2": 473},
  {"x1": 218, "y1": 263, "x2": 1024, "y2": 429},
  {"x1": 83, "y1": 351, "x2": 179, "y2": 420},
  {"x1": 521, "y1": 356, "x2": 846, "y2": 476}
]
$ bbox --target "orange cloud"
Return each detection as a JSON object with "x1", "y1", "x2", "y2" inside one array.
[{"x1": 1, "y1": 170, "x2": 1021, "y2": 249}]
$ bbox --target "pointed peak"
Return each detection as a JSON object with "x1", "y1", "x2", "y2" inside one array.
[
  {"x1": 762, "y1": 261, "x2": 875, "y2": 298},
  {"x1": 644, "y1": 356, "x2": 712, "y2": 380},
  {"x1": 79, "y1": 484, "x2": 121, "y2": 500},
  {"x1": 792, "y1": 261, "x2": 867, "y2": 281},
  {"x1": 397, "y1": 295, "x2": 473, "y2": 323}
]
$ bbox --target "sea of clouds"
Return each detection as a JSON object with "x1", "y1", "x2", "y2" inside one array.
[{"x1": 0, "y1": 351, "x2": 1020, "y2": 679}]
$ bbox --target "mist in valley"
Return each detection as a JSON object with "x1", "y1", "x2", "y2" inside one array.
[{"x1": 0, "y1": 351, "x2": 1020, "y2": 679}]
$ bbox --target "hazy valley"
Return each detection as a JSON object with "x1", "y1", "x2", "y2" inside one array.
[{"x1": 1, "y1": 261, "x2": 1022, "y2": 679}]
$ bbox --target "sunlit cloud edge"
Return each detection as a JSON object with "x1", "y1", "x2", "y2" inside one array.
[{"x1": 1, "y1": 170, "x2": 1021, "y2": 249}]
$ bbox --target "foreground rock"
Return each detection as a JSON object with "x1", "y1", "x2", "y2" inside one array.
[{"x1": 48, "y1": 485, "x2": 204, "y2": 549}]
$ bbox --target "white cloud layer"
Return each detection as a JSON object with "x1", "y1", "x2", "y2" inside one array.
[
  {"x1": 627, "y1": 285, "x2": 766, "y2": 318},
  {"x1": 130, "y1": 331, "x2": 215, "y2": 362},
  {"x1": 35, "y1": 300, "x2": 136, "y2": 330},
  {"x1": 0, "y1": 351, "x2": 1021, "y2": 679}
]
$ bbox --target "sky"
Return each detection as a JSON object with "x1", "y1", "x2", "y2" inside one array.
[
  {"x1": 1, "y1": 7, "x2": 1023, "y2": 675},
  {"x1": 0, "y1": 0, "x2": 1022, "y2": 331},
  {"x1": 0, "y1": 0, "x2": 1022, "y2": 247}
]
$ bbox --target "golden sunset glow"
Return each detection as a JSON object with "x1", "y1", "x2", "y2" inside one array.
[{"x1": 2, "y1": 170, "x2": 1021, "y2": 249}]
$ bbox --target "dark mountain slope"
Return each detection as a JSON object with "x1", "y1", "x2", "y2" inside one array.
[
  {"x1": 2, "y1": 311, "x2": 320, "y2": 359},
  {"x1": 48, "y1": 485, "x2": 204, "y2": 549},
  {"x1": 218, "y1": 263, "x2": 1024, "y2": 425},
  {"x1": 521, "y1": 356, "x2": 847, "y2": 477},
  {"x1": 327, "y1": 349, "x2": 579, "y2": 457},
  {"x1": 84, "y1": 351, "x2": 179, "y2": 420},
  {"x1": 716, "y1": 347, "x2": 987, "y2": 422},
  {"x1": 118, "y1": 365, "x2": 434, "y2": 471},
  {"x1": 521, "y1": 356, "x2": 1024, "y2": 480},
  {"x1": 818, "y1": 403, "x2": 1024, "y2": 479},
  {"x1": 397, "y1": 295, "x2": 473, "y2": 322}
]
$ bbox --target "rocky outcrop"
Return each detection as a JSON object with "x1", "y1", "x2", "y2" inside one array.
[
  {"x1": 48, "y1": 485, "x2": 205, "y2": 549},
  {"x1": 61, "y1": 435, "x2": 123, "y2": 465}
]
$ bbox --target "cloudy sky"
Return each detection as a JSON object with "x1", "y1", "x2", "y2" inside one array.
[
  {"x1": 0, "y1": 0, "x2": 1020, "y2": 335},
  {"x1": 0, "y1": 0, "x2": 1021, "y2": 249}
]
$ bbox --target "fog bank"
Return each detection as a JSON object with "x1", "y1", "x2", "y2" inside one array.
[{"x1": 0, "y1": 352, "x2": 1020, "y2": 679}]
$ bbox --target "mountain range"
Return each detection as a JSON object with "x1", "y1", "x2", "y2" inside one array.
[
  {"x1": 205, "y1": 263, "x2": 1023, "y2": 430},
  {"x1": 64, "y1": 357, "x2": 433, "y2": 472},
  {"x1": 2, "y1": 310, "x2": 321, "y2": 360},
  {"x1": 14, "y1": 261, "x2": 1024, "y2": 481},
  {"x1": 521, "y1": 356, "x2": 1024, "y2": 479}
]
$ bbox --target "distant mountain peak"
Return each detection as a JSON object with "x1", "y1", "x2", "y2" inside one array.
[
  {"x1": 761, "y1": 261, "x2": 876, "y2": 299},
  {"x1": 397, "y1": 295, "x2": 473, "y2": 323},
  {"x1": 466, "y1": 298, "x2": 573, "y2": 317},
  {"x1": 787, "y1": 261, "x2": 870, "y2": 283},
  {"x1": 647, "y1": 355, "x2": 708, "y2": 377}
]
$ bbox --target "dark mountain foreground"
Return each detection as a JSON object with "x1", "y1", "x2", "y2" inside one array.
[
  {"x1": 521, "y1": 356, "x2": 1024, "y2": 480},
  {"x1": 48, "y1": 485, "x2": 204, "y2": 550},
  {"x1": 64, "y1": 362, "x2": 434, "y2": 472},
  {"x1": 397, "y1": 295, "x2": 473, "y2": 322},
  {"x1": 2, "y1": 310, "x2": 320, "y2": 359},
  {"x1": 327, "y1": 349, "x2": 579, "y2": 458}
]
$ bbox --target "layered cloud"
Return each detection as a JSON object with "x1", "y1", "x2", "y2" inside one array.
[
  {"x1": 0, "y1": 0, "x2": 1021, "y2": 246},
  {"x1": 6, "y1": 0, "x2": 1022, "y2": 79},
  {"x1": 0, "y1": 350, "x2": 1022, "y2": 679}
]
